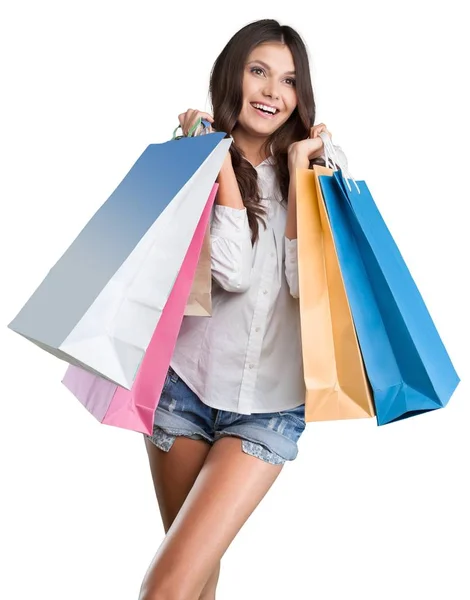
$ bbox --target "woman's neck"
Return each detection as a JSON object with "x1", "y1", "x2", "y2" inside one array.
[{"x1": 231, "y1": 129, "x2": 270, "y2": 168}]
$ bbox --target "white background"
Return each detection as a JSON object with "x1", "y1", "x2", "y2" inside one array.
[{"x1": 1, "y1": 1, "x2": 469, "y2": 599}]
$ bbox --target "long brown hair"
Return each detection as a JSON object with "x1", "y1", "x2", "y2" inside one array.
[{"x1": 209, "y1": 19, "x2": 316, "y2": 243}]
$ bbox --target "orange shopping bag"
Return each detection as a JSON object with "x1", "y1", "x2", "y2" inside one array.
[{"x1": 296, "y1": 166, "x2": 374, "y2": 422}]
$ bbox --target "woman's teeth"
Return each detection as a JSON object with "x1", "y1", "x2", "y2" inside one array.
[{"x1": 251, "y1": 103, "x2": 278, "y2": 115}]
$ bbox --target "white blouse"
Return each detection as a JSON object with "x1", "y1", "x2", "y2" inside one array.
[{"x1": 170, "y1": 156, "x2": 305, "y2": 414}]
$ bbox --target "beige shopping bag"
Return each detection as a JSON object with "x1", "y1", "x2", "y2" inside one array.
[
  {"x1": 184, "y1": 224, "x2": 212, "y2": 316},
  {"x1": 297, "y1": 166, "x2": 374, "y2": 422}
]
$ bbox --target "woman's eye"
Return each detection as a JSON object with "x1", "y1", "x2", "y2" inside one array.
[
  {"x1": 251, "y1": 67, "x2": 264, "y2": 76},
  {"x1": 285, "y1": 78, "x2": 296, "y2": 86}
]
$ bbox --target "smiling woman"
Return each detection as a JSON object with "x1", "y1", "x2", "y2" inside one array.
[
  {"x1": 138, "y1": 19, "x2": 332, "y2": 600},
  {"x1": 242, "y1": 45, "x2": 298, "y2": 128},
  {"x1": 206, "y1": 20, "x2": 329, "y2": 244}
]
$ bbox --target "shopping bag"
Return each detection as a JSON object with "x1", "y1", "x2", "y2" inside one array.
[
  {"x1": 8, "y1": 133, "x2": 231, "y2": 389},
  {"x1": 61, "y1": 184, "x2": 218, "y2": 434},
  {"x1": 296, "y1": 167, "x2": 374, "y2": 421},
  {"x1": 181, "y1": 116, "x2": 213, "y2": 317},
  {"x1": 184, "y1": 225, "x2": 212, "y2": 316},
  {"x1": 318, "y1": 168, "x2": 460, "y2": 425}
]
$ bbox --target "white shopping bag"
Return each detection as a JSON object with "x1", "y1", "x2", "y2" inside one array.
[{"x1": 9, "y1": 133, "x2": 231, "y2": 389}]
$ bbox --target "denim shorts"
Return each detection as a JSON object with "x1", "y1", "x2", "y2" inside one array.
[{"x1": 145, "y1": 367, "x2": 307, "y2": 465}]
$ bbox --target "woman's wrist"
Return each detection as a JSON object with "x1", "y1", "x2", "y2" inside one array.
[{"x1": 287, "y1": 145, "x2": 309, "y2": 174}]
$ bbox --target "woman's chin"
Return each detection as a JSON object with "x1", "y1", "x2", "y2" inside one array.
[{"x1": 238, "y1": 119, "x2": 281, "y2": 139}]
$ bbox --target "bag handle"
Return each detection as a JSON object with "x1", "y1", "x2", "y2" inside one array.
[
  {"x1": 172, "y1": 118, "x2": 213, "y2": 140},
  {"x1": 318, "y1": 131, "x2": 360, "y2": 193}
]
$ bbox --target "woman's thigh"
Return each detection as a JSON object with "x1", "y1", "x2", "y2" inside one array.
[
  {"x1": 139, "y1": 436, "x2": 284, "y2": 600},
  {"x1": 143, "y1": 434, "x2": 212, "y2": 532}
]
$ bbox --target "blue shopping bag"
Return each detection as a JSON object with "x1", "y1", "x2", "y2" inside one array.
[
  {"x1": 318, "y1": 168, "x2": 460, "y2": 425},
  {"x1": 8, "y1": 132, "x2": 231, "y2": 388}
]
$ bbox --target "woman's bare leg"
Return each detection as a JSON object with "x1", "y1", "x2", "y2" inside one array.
[
  {"x1": 143, "y1": 435, "x2": 221, "y2": 599},
  {"x1": 139, "y1": 436, "x2": 284, "y2": 600}
]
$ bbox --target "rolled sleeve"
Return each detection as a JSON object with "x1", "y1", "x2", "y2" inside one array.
[
  {"x1": 284, "y1": 237, "x2": 299, "y2": 299},
  {"x1": 210, "y1": 205, "x2": 253, "y2": 293}
]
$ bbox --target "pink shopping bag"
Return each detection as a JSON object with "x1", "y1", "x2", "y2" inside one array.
[{"x1": 62, "y1": 184, "x2": 218, "y2": 434}]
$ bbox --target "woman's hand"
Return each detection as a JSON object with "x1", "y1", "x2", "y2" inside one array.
[
  {"x1": 287, "y1": 123, "x2": 332, "y2": 173},
  {"x1": 178, "y1": 108, "x2": 214, "y2": 136},
  {"x1": 177, "y1": 109, "x2": 232, "y2": 172}
]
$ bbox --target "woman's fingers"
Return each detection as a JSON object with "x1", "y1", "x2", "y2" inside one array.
[
  {"x1": 197, "y1": 112, "x2": 215, "y2": 124},
  {"x1": 191, "y1": 112, "x2": 215, "y2": 135},
  {"x1": 177, "y1": 110, "x2": 190, "y2": 131},
  {"x1": 310, "y1": 123, "x2": 332, "y2": 140},
  {"x1": 177, "y1": 109, "x2": 194, "y2": 135},
  {"x1": 183, "y1": 109, "x2": 198, "y2": 136},
  {"x1": 288, "y1": 136, "x2": 325, "y2": 169},
  {"x1": 178, "y1": 109, "x2": 214, "y2": 136}
]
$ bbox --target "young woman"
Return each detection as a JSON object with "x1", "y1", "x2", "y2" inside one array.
[{"x1": 139, "y1": 19, "x2": 332, "y2": 600}]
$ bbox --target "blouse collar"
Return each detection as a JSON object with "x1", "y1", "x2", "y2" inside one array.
[{"x1": 243, "y1": 155, "x2": 275, "y2": 169}]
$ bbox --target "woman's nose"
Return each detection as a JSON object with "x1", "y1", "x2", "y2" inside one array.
[{"x1": 262, "y1": 81, "x2": 280, "y2": 101}]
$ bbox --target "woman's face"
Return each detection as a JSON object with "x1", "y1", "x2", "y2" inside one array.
[{"x1": 236, "y1": 42, "x2": 298, "y2": 139}]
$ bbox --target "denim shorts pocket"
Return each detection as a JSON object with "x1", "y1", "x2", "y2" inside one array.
[
  {"x1": 163, "y1": 366, "x2": 179, "y2": 389},
  {"x1": 278, "y1": 404, "x2": 306, "y2": 430},
  {"x1": 168, "y1": 366, "x2": 179, "y2": 383}
]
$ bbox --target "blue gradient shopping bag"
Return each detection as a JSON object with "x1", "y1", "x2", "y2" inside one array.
[
  {"x1": 317, "y1": 167, "x2": 459, "y2": 425},
  {"x1": 8, "y1": 132, "x2": 231, "y2": 389}
]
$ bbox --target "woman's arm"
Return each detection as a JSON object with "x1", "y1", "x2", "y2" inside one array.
[
  {"x1": 284, "y1": 173, "x2": 300, "y2": 297},
  {"x1": 283, "y1": 123, "x2": 332, "y2": 298},
  {"x1": 215, "y1": 153, "x2": 245, "y2": 209},
  {"x1": 210, "y1": 153, "x2": 253, "y2": 293},
  {"x1": 285, "y1": 170, "x2": 298, "y2": 241}
]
